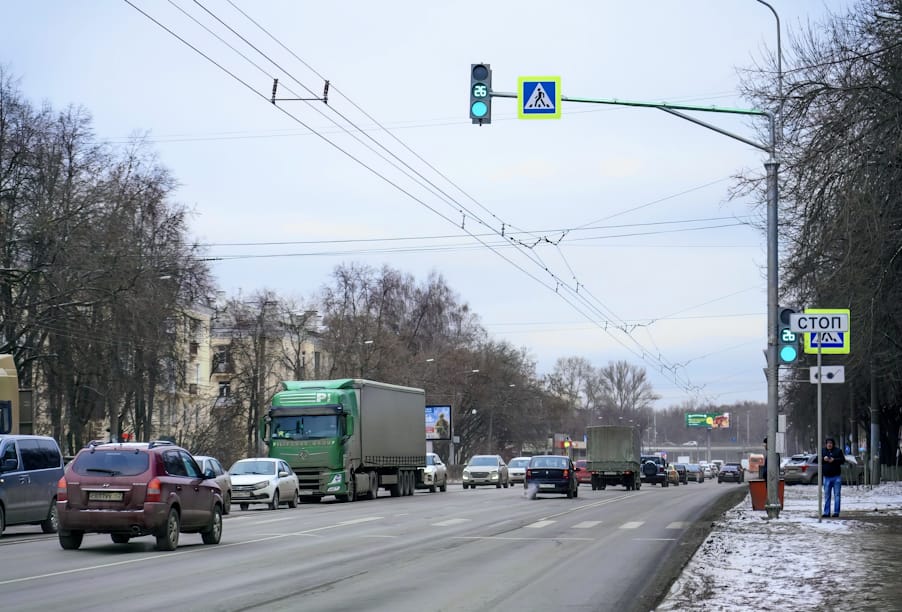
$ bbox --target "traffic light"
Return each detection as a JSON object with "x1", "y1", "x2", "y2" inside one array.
[
  {"x1": 470, "y1": 63, "x2": 492, "y2": 125},
  {"x1": 778, "y1": 306, "x2": 800, "y2": 364}
]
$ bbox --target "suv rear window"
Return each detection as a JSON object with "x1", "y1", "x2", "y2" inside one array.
[{"x1": 72, "y1": 450, "x2": 150, "y2": 476}]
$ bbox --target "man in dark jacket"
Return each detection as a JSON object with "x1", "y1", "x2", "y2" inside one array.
[{"x1": 822, "y1": 437, "x2": 845, "y2": 517}]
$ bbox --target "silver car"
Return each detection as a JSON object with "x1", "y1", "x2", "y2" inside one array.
[
  {"x1": 462, "y1": 454, "x2": 509, "y2": 489},
  {"x1": 508, "y1": 457, "x2": 531, "y2": 484},
  {"x1": 229, "y1": 458, "x2": 299, "y2": 510}
]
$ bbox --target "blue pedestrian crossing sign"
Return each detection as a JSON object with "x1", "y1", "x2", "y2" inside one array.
[
  {"x1": 803, "y1": 308, "x2": 851, "y2": 354},
  {"x1": 518, "y1": 76, "x2": 561, "y2": 119}
]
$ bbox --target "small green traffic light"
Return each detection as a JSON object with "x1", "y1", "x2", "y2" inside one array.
[
  {"x1": 779, "y1": 344, "x2": 798, "y2": 363},
  {"x1": 470, "y1": 63, "x2": 492, "y2": 124},
  {"x1": 471, "y1": 101, "x2": 488, "y2": 118}
]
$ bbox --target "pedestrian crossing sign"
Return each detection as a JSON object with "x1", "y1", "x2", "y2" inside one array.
[
  {"x1": 518, "y1": 76, "x2": 561, "y2": 119},
  {"x1": 803, "y1": 308, "x2": 851, "y2": 354}
]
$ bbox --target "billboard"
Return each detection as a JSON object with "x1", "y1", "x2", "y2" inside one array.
[
  {"x1": 425, "y1": 405, "x2": 451, "y2": 440},
  {"x1": 685, "y1": 412, "x2": 731, "y2": 429}
]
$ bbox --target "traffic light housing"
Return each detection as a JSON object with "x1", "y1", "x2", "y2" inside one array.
[
  {"x1": 778, "y1": 306, "x2": 800, "y2": 364},
  {"x1": 470, "y1": 63, "x2": 492, "y2": 125}
]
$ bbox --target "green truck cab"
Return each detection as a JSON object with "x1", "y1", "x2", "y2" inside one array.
[{"x1": 262, "y1": 379, "x2": 426, "y2": 503}]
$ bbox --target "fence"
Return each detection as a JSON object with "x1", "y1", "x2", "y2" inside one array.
[{"x1": 880, "y1": 465, "x2": 902, "y2": 482}]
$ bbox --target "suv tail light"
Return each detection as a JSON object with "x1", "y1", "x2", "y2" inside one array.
[
  {"x1": 526, "y1": 469, "x2": 532, "y2": 478},
  {"x1": 562, "y1": 469, "x2": 570, "y2": 478},
  {"x1": 146, "y1": 477, "x2": 162, "y2": 502},
  {"x1": 57, "y1": 477, "x2": 68, "y2": 501},
  {"x1": 800, "y1": 465, "x2": 808, "y2": 473}
]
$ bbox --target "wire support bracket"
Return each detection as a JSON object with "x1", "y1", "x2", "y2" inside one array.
[{"x1": 270, "y1": 78, "x2": 330, "y2": 104}]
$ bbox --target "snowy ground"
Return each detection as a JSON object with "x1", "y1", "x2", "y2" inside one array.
[{"x1": 654, "y1": 481, "x2": 902, "y2": 611}]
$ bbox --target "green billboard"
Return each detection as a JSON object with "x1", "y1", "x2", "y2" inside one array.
[{"x1": 685, "y1": 412, "x2": 730, "y2": 428}]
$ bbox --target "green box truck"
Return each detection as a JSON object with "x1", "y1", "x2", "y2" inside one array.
[
  {"x1": 586, "y1": 425, "x2": 642, "y2": 491},
  {"x1": 262, "y1": 379, "x2": 426, "y2": 502}
]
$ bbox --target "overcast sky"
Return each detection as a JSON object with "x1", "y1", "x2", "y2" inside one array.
[{"x1": 0, "y1": 0, "x2": 857, "y2": 407}]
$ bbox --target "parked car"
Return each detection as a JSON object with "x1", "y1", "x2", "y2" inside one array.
[
  {"x1": 525, "y1": 455, "x2": 578, "y2": 498},
  {"x1": 416, "y1": 452, "x2": 448, "y2": 492},
  {"x1": 508, "y1": 457, "x2": 531, "y2": 484},
  {"x1": 462, "y1": 454, "x2": 510, "y2": 489},
  {"x1": 842, "y1": 454, "x2": 865, "y2": 485},
  {"x1": 783, "y1": 454, "x2": 818, "y2": 485},
  {"x1": 574, "y1": 459, "x2": 593, "y2": 486},
  {"x1": 673, "y1": 463, "x2": 689, "y2": 485},
  {"x1": 229, "y1": 458, "x2": 299, "y2": 510},
  {"x1": 193, "y1": 455, "x2": 232, "y2": 514},
  {"x1": 665, "y1": 464, "x2": 680, "y2": 486},
  {"x1": 717, "y1": 462, "x2": 744, "y2": 483},
  {"x1": 687, "y1": 464, "x2": 705, "y2": 483},
  {"x1": 640, "y1": 455, "x2": 669, "y2": 486},
  {"x1": 0, "y1": 434, "x2": 65, "y2": 535},
  {"x1": 57, "y1": 440, "x2": 223, "y2": 551}
]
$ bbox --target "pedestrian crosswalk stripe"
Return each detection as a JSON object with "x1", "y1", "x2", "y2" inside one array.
[
  {"x1": 620, "y1": 521, "x2": 644, "y2": 529},
  {"x1": 572, "y1": 521, "x2": 602, "y2": 529},
  {"x1": 526, "y1": 520, "x2": 555, "y2": 528},
  {"x1": 432, "y1": 518, "x2": 470, "y2": 527}
]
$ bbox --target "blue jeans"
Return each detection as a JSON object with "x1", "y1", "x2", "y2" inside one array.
[{"x1": 823, "y1": 475, "x2": 842, "y2": 515}]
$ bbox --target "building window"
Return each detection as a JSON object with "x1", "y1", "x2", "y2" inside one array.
[{"x1": 219, "y1": 382, "x2": 231, "y2": 397}]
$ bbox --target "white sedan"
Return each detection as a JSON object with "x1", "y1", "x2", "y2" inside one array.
[{"x1": 229, "y1": 458, "x2": 299, "y2": 511}]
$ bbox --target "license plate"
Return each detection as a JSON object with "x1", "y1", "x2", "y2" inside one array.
[
  {"x1": 89, "y1": 491, "x2": 123, "y2": 502},
  {"x1": 539, "y1": 483, "x2": 555, "y2": 489},
  {"x1": 299, "y1": 490, "x2": 318, "y2": 496},
  {"x1": 232, "y1": 491, "x2": 250, "y2": 498}
]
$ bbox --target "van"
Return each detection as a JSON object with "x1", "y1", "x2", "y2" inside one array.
[{"x1": 0, "y1": 434, "x2": 65, "y2": 534}]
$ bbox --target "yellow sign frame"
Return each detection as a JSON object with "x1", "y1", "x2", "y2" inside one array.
[{"x1": 802, "y1": 308, "x2": 850, "y2": 354}]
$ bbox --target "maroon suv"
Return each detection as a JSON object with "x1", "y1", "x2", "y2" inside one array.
[{"x1": 57, "y1": 441, "x2": 224, "y2": 551}]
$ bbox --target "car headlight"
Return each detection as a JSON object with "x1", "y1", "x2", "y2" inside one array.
[
  {"x1": 252, "y1": 480, "x2": 269, "y2": 490},
  {"x1": 490, "y1": 471, "x2": 498, "y2": 480},
  {"x1": 462, "y1": 470, "x2": 470, "y2": 480},
  {"x1": 423, "y1": 466, "x2": 436, "y2": 475}
]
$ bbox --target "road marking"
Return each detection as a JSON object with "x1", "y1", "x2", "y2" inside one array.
[
  {"x1": 666, "y1": 521, "x2": 689, "y2": 529},
  {"x1": 526, "y1": 520, "x2": 555, "y2": 529},
  {"x1": 620, "y1": 521, "x2": 643, "y2": 529},
  {"x1": 634, "y1": 538, "x2": 677, "y2": 541},
  {"x1": 572, "y1": 521, "x2": 602, "y2": 529},
  {"x1": 339, "y1": 517, "x2": 383, "y2": 525},
  {"x1": 361, "y1": 535, "x2": 397, "y2": 538},
  {"x1": 433, "y1": 518, "x2": 470, "y2": 527},
  {"x1": 252, "y1": 516, "x2": 301, "y2": 525},
  {"x1": 454, "y1": 536, "x2": 593, "y2": 542}
]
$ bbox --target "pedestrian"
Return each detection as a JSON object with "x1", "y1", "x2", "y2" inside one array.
[{"x1": 822, "y1": 437, "x2": 845, "y2": 517}]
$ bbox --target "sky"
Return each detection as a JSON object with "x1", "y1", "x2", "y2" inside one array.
[
  {"x1": 0, "y1": 0, "x2": 859, "y2": 408},
  {"x1": 655, "y1": 480, "x2": 902, "y2": 611}
]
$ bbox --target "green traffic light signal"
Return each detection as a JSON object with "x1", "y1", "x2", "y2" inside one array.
[
  {"x1": 470, "y1": 63, "x2": 492, "y2": 124},
  {"x1": 777, "y1": 306, "x2": 800, "y2": 364}
]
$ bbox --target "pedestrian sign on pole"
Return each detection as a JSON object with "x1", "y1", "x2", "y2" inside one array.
[
  {"x1": 801, "y1": 308, "x2": 851, "y2": 355},
  {"x1": 518, "y1": 76, "x2": 561, "y2": 119}
]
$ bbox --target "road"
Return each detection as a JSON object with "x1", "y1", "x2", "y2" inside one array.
[{"x1": 0, "y1": 480, "x2": 746, "y2": 612}]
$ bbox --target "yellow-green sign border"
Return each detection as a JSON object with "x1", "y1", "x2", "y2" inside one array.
[
  {"x1": 802, "y1": 307, "x2": 850, "y2": 354},
  {"x1": 518, "y1": 76, "x2": 562, "y2": 120}
]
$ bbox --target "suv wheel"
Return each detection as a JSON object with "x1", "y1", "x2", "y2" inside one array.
[
  {"x1": 222, "y1": 491, "x2": 231, "y2": 515},
  {"x1": 111, "y1": 534, "x2": 130, "y2": 544},
  {"x1": 201, "y1": 505, "x2": 223, "y2": 545},
  {"x1": 41, "y1": 502, "x2": 59, "y2": 534},
  {"x1": 59, "y1": 530, "x2": 84, "y2": 550},
  {"x1": 155, "y1": 508, "x2": 180, "y2": 551}
]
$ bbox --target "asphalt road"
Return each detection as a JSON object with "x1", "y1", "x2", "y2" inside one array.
[{"x1": 0, "y1": 479, "x2": 747, "y2": 612}]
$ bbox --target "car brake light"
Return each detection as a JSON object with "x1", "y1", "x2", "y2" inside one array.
[
  {"x1": 146, "y1": 477, "x2": 162, "y2": 502},
  {"x1": 800, "y1": 466, "x2": 808, "y2": 473},
  {"x1": 563, "y1": 469, "x2": 569, "y2": 478},
  {"x1": 526, "y1": 469, "x2": 532, "y2": 478},
  {"x1": 57, "y1": 477, "x2": 67, "y2": 501}
]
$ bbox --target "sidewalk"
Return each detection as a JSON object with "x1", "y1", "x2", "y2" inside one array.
[{"x1": 654, "y1": 481, "x2": 902, "y2": 611}]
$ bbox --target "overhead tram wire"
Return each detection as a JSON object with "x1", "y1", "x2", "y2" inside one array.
[{"x1": 125, "y1": 1, "x2": 711, "y2": 398}]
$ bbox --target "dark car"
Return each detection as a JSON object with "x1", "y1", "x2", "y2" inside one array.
[
  {"x1": 640, "y1": 455, "x2": 669, "y2": 487},
  {"x1": 717, "y1": 462, "x2": 744, "y2": 483},
  {"x1": 57, "y1": 441, "x2": 224, "y2": 551},
  {"x1": 686, "y1": 463, "x2": 705, "y2": 483},
  {"x1": 525, "y1": 455, "x2": 578, "y2": 498},
  {"x1": 673, "y1": 463, "x2": 689, "y2": 485}
]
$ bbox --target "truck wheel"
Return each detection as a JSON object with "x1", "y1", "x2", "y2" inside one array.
[
  {"x1": 240, "y1": 503, "x2": 249, "y2": 511},
  {"x1": 367, "y1": 473, "x2": 378, "y2": 499}
]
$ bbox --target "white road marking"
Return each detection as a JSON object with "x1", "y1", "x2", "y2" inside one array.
[
  {"x1": 620, "y1": 521, "x2": 644, "y2": 529},
  {"x1": 666, "y1": 521, "x2": 689, "y2": 529},
  {"x1": 572, "y1": 521, "x2": 602, "y2": 529},
  {"x1": 339, "y1": 517, "x2": 383, "y2": 525},
  {"x1": 433, "y1": 518, "x2": 470, "y2": 527},
  {"x1": 525, "y1": 520, "x2": 555, "y2": 529}
]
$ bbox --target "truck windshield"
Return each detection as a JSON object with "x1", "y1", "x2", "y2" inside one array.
[{"x1": 272, "y1": 415, "x2": 339, "y2": 440}]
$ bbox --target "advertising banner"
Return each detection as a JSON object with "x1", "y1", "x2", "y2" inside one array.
[
  {"x1": 425, "y1": 405, "x2": 452, "y2": 440},
  {"x1": 685, "y1": 412, "x2": 731, "y2": 428}
]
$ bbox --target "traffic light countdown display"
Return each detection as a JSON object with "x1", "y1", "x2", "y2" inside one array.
[
  {"x1": 470, "y1": 63, "x2": 492, "y2": 124},
  {"x1": 778, "y1": 306, "x2": 800, "y2": 364}
]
